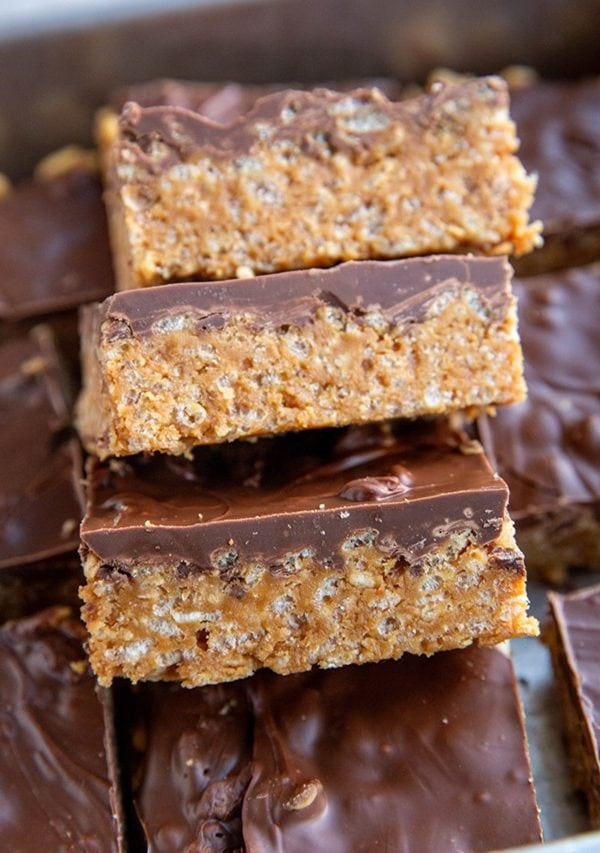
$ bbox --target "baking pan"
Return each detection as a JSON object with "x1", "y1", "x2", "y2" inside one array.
[{"x1": 0, "y1": 0, "x2": 599, "y2": 848}]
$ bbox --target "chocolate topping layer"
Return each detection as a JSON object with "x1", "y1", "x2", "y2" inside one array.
[
  {"x1": 244, "y1": 646, "x2": 542, "y2": 852},
  {"x1": 0, "y1": 168, "x2": 114, "y2": 322},
  {"x1": 95, "y1": 255, "x2": 512, "y2": 342},
  {"x1": 479, "y1": 266, "x2": 599, "y2": 518},
  {"x1": 512, "y1": 78, "x2": 600, "y2": 233},
  {"x1": 0, "y1": 607, "x2": 123, "y2": 850},
  {"x1": 119, "y1": 76, "x2": 506, "y2": 169},
  {"x1": 111, "y1": 78, "x2": 403, "y2": 121},
  {"x1": 0, "y1": 327, "x2": 83, "y2": 569},
  {"x1": 548, "y1": 584, "x2": 600, "y2": 769},
  {"x1": 81, "y1": 420, "x2": 508, "y2": 571},
  {"x1": 132, "y1": 680, "x2": 252, "y2": 851}
]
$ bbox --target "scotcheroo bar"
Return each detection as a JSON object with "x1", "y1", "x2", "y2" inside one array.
[
  {"x1": 0, "y1": 153, "x2": 114, "y2": 322},
  {"x1": 105, "y1": 76, "x2": 540, "y2": 289},
  {"x1": 511, "y1": 77, "x2": 600, "y2": 275},
  {"x1": 244, "y1": 647, "x2": 541, "y2": 852},
  {"x1": 0, "y1": 607, "x2": 124, "y2": 849},
  {"x1": 80, "y1": 422, "x2": 537, "y2": 687},
  {"x1": 546, "y1": 585, "x2": 600, "y2": 828},
  {"x1": 0, "y1": 326, "x2": 82, "y2": 570},
  {"x1": 77, "y1": 255, "x2": 525, "y2": 458},
  {"x1": 478, "y1": 265, "x2": 600, "y2": 580}
]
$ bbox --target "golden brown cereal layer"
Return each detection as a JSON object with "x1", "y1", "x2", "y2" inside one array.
[{"x1": 81, "y1": 517, "x2": 537, "y2": 687}]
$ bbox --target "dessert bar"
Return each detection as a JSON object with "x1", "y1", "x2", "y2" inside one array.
[
  {"x1": 547, "y1": 584, "x2": 600, "y2": 828},
  {"x1": 0, "y1": 606, "x2": 124, "y2": 849},
  {"x1": 0, "y1": 325, "x2": 83, "y2": 571},
  {"x1": 478, "y1": 264, "x2": 600, "y2": 580},
  {"x1": 103, "y1": 76, "x2": 540, "y2": 289},
  {"x1": 129, "y1": 647, "x2": 541, "y2": 851},
  {"x1": 129, "y1": 679, "x2": 252, "y2": 849},
  {"x1": 77, "y1": 255, "x2": 525, "y2": 457},
  {"x1": 0, "y1": 557, "x2": 81, "y2": 625},
  {"x1": 245, "y1": 647, "x2": 542, "y2": 852},
  {"x1": 0, "y1": 151, "x2": 114, "y2": 323},
  {"x1": 80, "y1": 421, "x2": 537, "y2": 687},
  {"x1": 511, "y1": 77, "x2": 600, "y2": 275}
]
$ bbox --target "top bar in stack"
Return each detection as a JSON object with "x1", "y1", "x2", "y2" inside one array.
[
  {"x1": 104, "y1": 75, "x2": 540, "y2": 289},
  {"x1": 77, "y1": 254, "x2": 525, "y2": 457}
]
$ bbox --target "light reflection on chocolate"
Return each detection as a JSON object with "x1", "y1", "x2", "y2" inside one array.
[{"x1": 338, "y1": 464, "x2": 413, "y2": 501}]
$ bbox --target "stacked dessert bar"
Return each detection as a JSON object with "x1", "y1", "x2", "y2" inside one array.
[
  {"x1": 77, "y1": 75, "x2": 540, "y2": 688},
  {"x1": 0, "y1": 75, "x2": 553, "y2": 850}
]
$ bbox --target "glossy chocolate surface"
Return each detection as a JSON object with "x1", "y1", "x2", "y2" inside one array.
[
  {"x1": 512, "y1": 78, "x2": 600, "y2": 233},
  {"x1": 0, "y1": 168, "x2": 114, "y2": 322},
  {"x1": 479, "y1": 266, "x2": 599, "y2": 519},
  {"x1": 118, "y1": 76, "x2": 506, "y2": 169},
  {"x1": 243, "y1": 646, "x2": 542, "y2": 852},
  {"x1": 82, "y1": 420, "x2": 508, "y2": 571},
  {"x1": 0, "y1": 327, "x2": 83, "y2": 569},
  {"x1": 0, "y1": 607, "x2": 122, "y2": 850},
  {"x1": 93, "y1": 255, "x2": 512, "y2": 341},
  {"x1": 132, "y1": 680, "x2": 252, "y2": 852},
  {"x1": 548, "y1": 585, "x2": 600, "y2": 766}
]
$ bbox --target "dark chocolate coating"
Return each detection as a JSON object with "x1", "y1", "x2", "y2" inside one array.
[
  {"x1": 0, "y1": 168, "x2": 114, "y2": 322},
  {"x1": 548, "y1": 585, "x2": 600, "y2": 773},
  {"x1": 0, "y1": 327, "x2": 83, "y2": 569},
  {"x1": 132, "y1": 680, "x2": 252, "y2": 852},
  {"x1": 243, "y1": 647, "x2": 542, "y2": 852},
  {"x1": 479, "y1": 266, "x2": 599, "y2": 520},
  {"x1": 93, "y1": 255, "x2": 512, "y2": 341},
  {"x1": 81, "y1": 420, "x2": 509, "y2": 572},
  {"x1": 512, "y1": 78, "x2": 600, "y2": 233},
  {"x1": 0, "y1": 607, "x2": 123, "y2": 850}
]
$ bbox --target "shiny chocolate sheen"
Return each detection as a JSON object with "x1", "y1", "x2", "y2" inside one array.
[
  {"x1": 81, "y1": 421, "x2": 508, "y2": 570},
  {"x1": 94, "y1": 255, "x2": 512, "y2": 341},
  {"x1": 133, "y1": 680, "x2": 252, "y2": 852},
  {"x1": 0, "y1": 607, "x2": 122, "y2": 850},
  {"x1": 548, "y1": 585, "x2": 600, "y2": 767},
  {"x1": 243, "y1": 647, "x2": 542, "y2": 852},
  {"x1": 512, "y1": 78, "x2": 600, "y2": 232},
  {"x1": 0, "y1": 328, "x2": 83, "y2": 569},
  {"x1": 0, "y1": 168, "x2": 114, "y2": 322},
  {"x1": 479, "y1": 266, "x2": 599, "y2": 518},
  {"x1": 119, "y1": 76, "x2": 506, "y2": 168}
]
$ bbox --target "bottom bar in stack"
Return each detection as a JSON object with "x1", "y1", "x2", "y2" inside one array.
[
  {"x1": 80, "y1": 421, "x2": 537, "y2": 687},
  {"x1": 0, "y1": 607, "x2": 124, "y2": 849},
  {"x1": 547, "y1": 584, "x2": 600, "y2": 829},
  {"x1": 129, "y1": 645, "x2": 542, "y2": 851}
]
